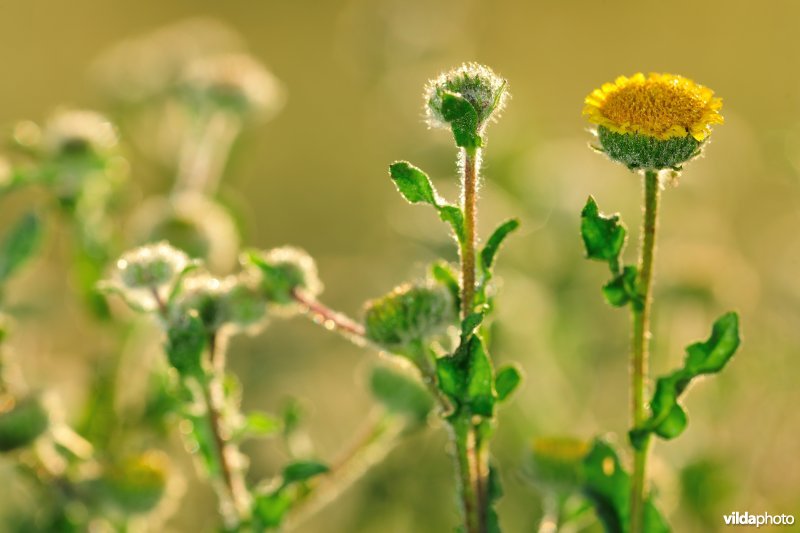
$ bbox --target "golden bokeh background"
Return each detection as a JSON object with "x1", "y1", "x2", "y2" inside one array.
[{"x1": 0, "y1": 0, "x2": 798, "y2": 531}]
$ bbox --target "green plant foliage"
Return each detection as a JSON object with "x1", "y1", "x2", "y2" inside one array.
[
  {"x1": 388, "y1": 161, "x2": 466, "y2": 244},
  {"x1": 629, "y1": 312, "x2": 740, "y2": 449},
  {"x1": 581, "y1": 197, "x2": 626, "y2": 266},
  {"x1": 581, "y1": 440, "x2": 669, "y2": 533},
  {"x1": 369, "y1": 365, "x2": 434, "y2": 423},
  {"x1": 164, "y1": 313, "x2": 206, "y2": 378},
  {"x1": 0, "y1": 395, "x2": 49, "y2": 452},
  {"x1": 436, "y1": 335, "x2": 497, "y2": 418},
  {"x1": 480, "y1": 218, "x2": 520, "y2": 274},
  {"x1": 0, "y1": 212, "x2": 43, "y2": 285},
  {"x1": 494, "y1": 365, "x2": 522, "y2": 402},
  {"x1": 602, "y1": 266, "x2": 640, "y2": 308}
]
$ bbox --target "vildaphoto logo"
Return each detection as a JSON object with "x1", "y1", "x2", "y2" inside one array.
[{"x1": 723, "y1": 511, "x2": 795, "y2": 527}]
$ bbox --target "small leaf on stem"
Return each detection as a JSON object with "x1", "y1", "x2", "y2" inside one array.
[
  {"x1": 495, "y1": 365, "x2": 522, "y2": 402},
  {"x1": 389, "y1": 161, "x2": 438, "y2": 205},
  {"x1": 580, "y1": 196, "x2": 626, "y2": 266},
  {"x1": 630, "y1": 312, "x2": 741, "y2": 449}
]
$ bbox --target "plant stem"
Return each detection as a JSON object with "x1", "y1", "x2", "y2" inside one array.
[
  {"x1": 630, "y1": 170, "x2": 660, "y2": 533},
  {"x1": 175, "y1": 110, "x2": 242, "y2": 196},
  {"x1": 291, "y1": 288, "x2": 366, "y2": 340},
  {"x1": 204, "y1": 332, "x2": 251, "y2": 527},
  {"x1": 452, "y1": 146, "x2": 488, "y2": 533},
  {"x1": 460, "y1": 148, "x2": 480, "y2": 319}
]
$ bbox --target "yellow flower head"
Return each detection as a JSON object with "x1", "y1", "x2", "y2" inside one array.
[{"x1": 583, "y1": 73, "x2": 723, "y2": 142}]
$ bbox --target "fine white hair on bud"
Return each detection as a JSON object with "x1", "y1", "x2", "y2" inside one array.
[
  {"x1": 244, "y1": 246, "x2": 323, "y2": 308},
  {"x1": 41, "y1": 109, "x2": 119, "y2": 158},
  {"x1": 115, "y1": 242, "x2": 191, "y2": 290},
  {"x1": 363, "y1": 281, "x2": 457, "y2": 358},
  {"x1": 179, "y1": 53, "x2": 285, "y2": 119},
  {"x1": 425, "y1": 62, "x2": 509, "y2": 131}
]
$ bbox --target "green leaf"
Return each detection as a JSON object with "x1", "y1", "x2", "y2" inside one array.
[
  {"x1": 684, "y1": 311, "x2": 740, "y2": 374},
  {"x1": 480, "y1": 218, "x2": 520, "y2": 274},
  {"x1": 430, "y1": 261, "x2": 460, "y2": 310},
  {"x1": 164, "y1": 313, "x2": 206, "y2": 378},
  {"x1": 436, "y1": 356, "x2": 462, "y2": 402},
  {"x1": 243, "y1": 411, "x2": 282, "y2": 438},
  {"x1": 581, "y1": 439, "x2": 669, "y2": 533},
  {"x1": 495, "y1": 365, "x2": 522, "y2": 402},
  {"x1": 487, "y1": 463, "x2": 503, "y2": 533},
  {"x1": 437, "y1": 204, "x2": 466, "y2": 244},
  {"x1": 602, "y1": 266, "x2": 639, "y2": 308},
  {"x1": 580, "y1": 197, "x2": 626, "y2": 265},
  {"x1": 252, "y1": 489, "x2": 293, "y2": 529},
  {"x1": 461, "y1": 308, "x2": 487, "y2": 339},
  {"x1": 439, "y1": 91, "x2": 482, "y2": 150},
  {"x1": 465, "y1": 336, "x2": 496, "y2": 417},
  {"x1": 0, "y1": 212, "x2": 43, "y2": 284},
  {"x1": 389, "y1": 161, "x2": 438, "y2": 205},
  {"x1": 370, "y1": 364, "x2": 434, "y2": 423},
  {"x1": 0, "y1": 395, "x2": 49, "y2": 452},
  {"x1": 630, "y1": 312, "x2": 740, "y2": 449},
  {"x1": 281, "y1": 460, "x2": 329, "y2": 486}
]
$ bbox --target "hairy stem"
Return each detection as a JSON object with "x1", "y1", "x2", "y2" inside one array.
[
  {"x1": 454, "y1": 146, "x2": 488, "y2": 533},
  {"x1": 175, "y1": 110, "x2": 242, "y2": 196},
  {"x1": 460, "y1": 148, "x2": 480, "y2": 319},
  {"x1": 630, "y1": 170, "x2": 660, "y2": 533},
  {"x1": 204, "y1": 333, "x2": 251, "y2": 527},
  {"x1": 291, "y1": 288, "x2": 366, "y2": 340}
]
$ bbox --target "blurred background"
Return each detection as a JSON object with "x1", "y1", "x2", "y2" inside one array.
[{"x1": 0, "y1": 0, "x2": 798, "y2": 531}]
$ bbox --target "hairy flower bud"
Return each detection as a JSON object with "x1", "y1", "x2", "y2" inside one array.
[
  {"x1": 116, "y1": 242, "x2": 191, "y2": 290},
  {"x1": 0, "y1": 394, "x2": 49, "y2": 452},
  {"x1": 363, "y1": 282, "x2": 456, "y2": 355},
  {"x1": 179, "y1": 53, "x2": 285, "y2": 119},
  {"x1": 171, "y1": 270, "x2": 268, "y2": 334},
  {"x1": 425, "y1": 63, "x2": 508, "y2": 131},
  {"x1": 246, "y1": 246, "x2": 322, "y2": 305},
  {"x1": 41, "y1": 109, "x2": 119, "y2": 159}
]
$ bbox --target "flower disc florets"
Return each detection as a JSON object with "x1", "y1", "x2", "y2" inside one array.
[
  {"x1": 363, "y1": 281, "x2": 456, "y2": 356},
  {"x1": 42, "y1": 109, "x2": 119, "y2": 159},
  {"x1": 425, "y1": 63, "x2": 508, "y2": 131},
  {"x1": 583, "y1": 73, "x2": 723, "y2": 170}
]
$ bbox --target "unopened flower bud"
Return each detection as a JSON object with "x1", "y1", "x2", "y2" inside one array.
[
  {"x1": 179, "y1": 53, "x2": 285, "y2": 119},
  {"x1": 116, "y1": 242, "x2": 191, "y2": 290},
  {"x1": 425, "y1": 63, "x2": 508, "y2": 131},
  {"x1": 0, "y1": 394, "x2": 49, "y2": 452},
  {"x1": 41, "y1": 109, "x2": 118, "y2": 159},
  {"x1": 363, "y1": 282, "x2": 456, "y2": 355},
  {"x1": 246, "y1": 246, "x2": 322, "y2": 305}
]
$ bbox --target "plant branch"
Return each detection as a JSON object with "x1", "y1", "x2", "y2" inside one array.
[
  {"x1": 630, "y1": 170, "x2": 660, "y2": 533},
  {"x1": 203, "y1": 332, "x2": 251, "y2": 527},
  {"x1": 174, "y1": 110, "x2": 242, "y2": 196},
  {"x1": 291, "y1": 288, "x2": 366, "y2": 340}
]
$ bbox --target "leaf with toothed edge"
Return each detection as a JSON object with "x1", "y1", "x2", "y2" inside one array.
[{"x1": 630, "y1": 312, "x2": 740, "y2": 450}]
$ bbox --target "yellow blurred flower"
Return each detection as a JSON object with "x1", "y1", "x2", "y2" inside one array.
[{"x1": 583, "y1": 73, "x2": 723, "y2": 142}]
